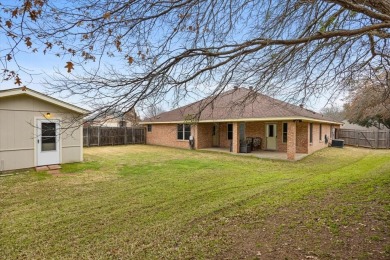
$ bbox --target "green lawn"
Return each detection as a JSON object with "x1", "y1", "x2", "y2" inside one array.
[{"x1": 0, "y1": 145, "x2": 389, "y2": 259}]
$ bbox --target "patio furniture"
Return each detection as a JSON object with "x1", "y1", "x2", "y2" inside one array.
[
  {"x1": 252, "y1": 137, "x2": 262, "y2": 151},
  {"x1": 240, "y1": 138, "x2": 252, "y2": 153}
]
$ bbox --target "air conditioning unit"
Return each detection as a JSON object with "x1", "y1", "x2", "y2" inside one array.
[{"x1": 332, "y1": 139, "x2": 344, "y2": 148}]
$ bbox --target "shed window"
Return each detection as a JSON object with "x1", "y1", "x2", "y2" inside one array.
[
  {"x1": 309, "y1": 123, "x2": 313, "y2": 143},
  {"x1": 227, "y1": 123, "x2": 233, "y2": 140},
  {"x1": 177, "y1": 124, "x2": 191, "y2": 140},
  {"x1": 42, "y1": 123, "x2": 57, "y2": 151},
  {"x1": 147, "y1": 124, "x2": 152, "y2": 132},
  {"x1": 282, "y1": 123, "x2": 288, "y2": 143}
]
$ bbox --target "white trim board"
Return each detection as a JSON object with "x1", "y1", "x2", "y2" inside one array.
[{"x1": 141, "y1": 117, "x2": 342, "y2": 125}]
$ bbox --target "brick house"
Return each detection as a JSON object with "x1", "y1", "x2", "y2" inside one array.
[{"x1": 141, "y1": 87, "x2": 342, "y2": 160}]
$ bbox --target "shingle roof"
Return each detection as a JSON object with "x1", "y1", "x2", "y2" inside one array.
[
  {"x1": 143, "y1": 87, "x2": 341, "y2": 124},
  {"x1": 0, "y1": 87, "x2": 89, "y2": 114}
]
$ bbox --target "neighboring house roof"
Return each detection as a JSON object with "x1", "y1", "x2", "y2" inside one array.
[
  {"x1": 341, "y1": 120, "x2": 383, "y2": 131},
  {"x1": 0, "y1": 87, "x2": 89, "y2": 114},
  {"x1": 142, "y1": 87, "x2": 341, "y2": 124},
  {"x1": 84, "y1": 108, "x2": 139, "y2": 126}
]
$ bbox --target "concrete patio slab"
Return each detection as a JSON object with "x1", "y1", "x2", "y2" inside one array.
[{"x1": 200, "y1": 147, "x2": 308, "y2": 161}]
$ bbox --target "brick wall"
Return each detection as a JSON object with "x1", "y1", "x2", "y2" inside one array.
[
  {"x1": 245, "y1": 121, "x2": 266, "y2": 149},
  {"x1": 219, "y1": 123, "x2": 230, "y2": 148},
  {"x1": 308, "y1": 123, "x2": 331, "y2": 154},
  {"x1": 146, "y1": 123, "x2": 193, "y2": 149},
  {"x1": 287, "y1": 121, "x2": 297, "y2": 160},
  {"x1": 296, "y1": 121, "x2": 308, "y2": 153},
  {"x1": 246, "y1": 121, "x2": 288, "y2": 151},
  {"x1": 146, "y1": 121, "x2": 336, "y2": 154},
  {"x1": 195, "y1": 123, "x2": 213, "y2": 149}
]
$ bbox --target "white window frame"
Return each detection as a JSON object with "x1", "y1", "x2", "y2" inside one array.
[{"x1": 177, "y1": 124, "x2": 191, "y2": 140}]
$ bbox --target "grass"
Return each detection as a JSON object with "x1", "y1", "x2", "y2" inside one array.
[{"x1": 0, "y1": 145, "x2": 389, "y2": 259}]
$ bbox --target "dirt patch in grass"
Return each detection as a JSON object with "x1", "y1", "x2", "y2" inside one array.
[{"x1": 218, "y1": 187, "x2": 389, "y2": 259}]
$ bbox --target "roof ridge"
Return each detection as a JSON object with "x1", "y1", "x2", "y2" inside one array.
[
  {"x1": 251, "y1": 90, "x2": 326, "y2": 119},
  {"x1": 151, "y1": 87, "x2": 239, "y2": 119}
]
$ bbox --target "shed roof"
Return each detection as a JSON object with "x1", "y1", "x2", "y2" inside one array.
[
  {"x1": 142, "y1": 87, "x2": 341, "y2": 124},
  {"x1": 0, "y1": 87, "x2": 89, "y2": 114}
]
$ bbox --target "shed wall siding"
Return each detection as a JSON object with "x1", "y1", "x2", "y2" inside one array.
[{"x1": 0, "y1": 95, "x2": 83, "y2": 171}]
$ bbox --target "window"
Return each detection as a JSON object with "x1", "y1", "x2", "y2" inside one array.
[
  {"x1": 309, "y1": 123, "x2": 313, "y2": 143},
  {"x1": 319, "y1": 124, "x2": 322, "y2": 141},
  {"x1": 118, "y1": 120, "x2": 127, "y2": 127},
  {"x1": 227, "y1": 123, "x2": 233, "y2": 140},
  {"x1": 177, "y1": 124, "x2": 191, "y2": 140},
  {"x1": 42, "y1": 123, "x2": 57, "y2": 151},
  {"x1": 147, "y1": 124, "x2": 152, "y2": 132},
  {"x1": 282, "y1": 123, "x2": 288, "y2": 143},
  {"x1": 268, "y1": 124, "x2": 274, "y2": 137}
]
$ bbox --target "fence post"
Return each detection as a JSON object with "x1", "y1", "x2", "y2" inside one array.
[
  {"x1": 98, "y1": 126, "x2": 100, "y2": 146},
  {"x1": 375, "y1": 130, "x2": 379, "y2": 149},
  {"x1": 388, "y1": 130, "x2": 390, "y2": 149},
  {"x1": 124, "y1": 127, "x2": 127, "y2": 144},
  {"x1": 112, "y1": 128, "x2": 114, "y2": 146},
  {"x1": 357, "y1": 131, "x2": 359, "y2": 147},
  {"x1": 87, "y1": 126, "x2": 90, "y2": 147},
  {"x1": 132, "y1": 127, "x2": 135, "y2": 144}
]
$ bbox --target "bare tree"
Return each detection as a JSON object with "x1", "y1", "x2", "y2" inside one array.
[
  {"x1": 344, "y1": 71, "x2": 390, "y2": 129},
  {"x1": 1, "y1": 0, "x2": 389, "y2": 117},
  {"x1": 143, "y1": 104, "x2": 165, "y2": 120},
  {"x1": 321, "y1": 106, "x2": 345, "y2": 122}
]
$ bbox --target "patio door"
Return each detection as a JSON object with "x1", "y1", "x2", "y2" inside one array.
[
  {"x1": 266, "y1": 124, "x2": 277, "y2": 150},
  {"x1": 212, "y1": 123, "x2": 220, "y2": 147},
  {"x1": 36, "y1": 119, "x2": 60, "y2": 166}
]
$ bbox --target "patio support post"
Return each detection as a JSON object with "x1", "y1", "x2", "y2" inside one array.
[
  {"x1": 193, "y1": 124, "x2": 199, "y2": 149},
  {"x1": 232, "y1": 122, "x2": 240, "y2": 153},
  {"x1": 287, "y1": 121, "x2": 297, "y2": 160}
]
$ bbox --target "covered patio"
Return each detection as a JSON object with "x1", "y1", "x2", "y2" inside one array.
[
  {"x1": 200, "y1": 147, "x2": 308, "y2": 161},
  {"x1": 195, "y1": 120, "x2": 305, "y2": 160}
]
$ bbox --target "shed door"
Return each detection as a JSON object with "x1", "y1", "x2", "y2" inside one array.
[
  {"x1": 266, "y1": 124, "x2": 277, "y2": 150},
  {"x1": 37, "y1": 119, "x2": 60, "y2": 166}
]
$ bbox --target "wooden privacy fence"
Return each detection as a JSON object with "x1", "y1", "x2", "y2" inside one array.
[
  {"x1": 83, "y1": 126, "x2": 145, "y2": 147},
  {"x1": 338, "y1": 129, "x2": 390, "y2": 149}
]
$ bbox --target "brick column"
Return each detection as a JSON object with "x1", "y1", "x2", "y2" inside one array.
[
  {"x1": 232, "y1": 122, "x2": 240, "y2": 153},
  {"x1": 287, "y1": 121, "x2": 296, "y2": 160},
  {"x1": 193, "y1": 124, "x2": 198, "y2": 149}
]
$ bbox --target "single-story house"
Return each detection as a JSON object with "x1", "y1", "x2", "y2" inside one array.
[
  {"x1": 0, "y1": 87, "x2": 89, "y2": 171},
  {"x1": 141, "y1": 87, "x2": 342, "y2": 160}
]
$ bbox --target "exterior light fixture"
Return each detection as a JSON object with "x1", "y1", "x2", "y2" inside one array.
[{"x1": 45, "y1": 112, "x2": 51, "y2": 118}]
